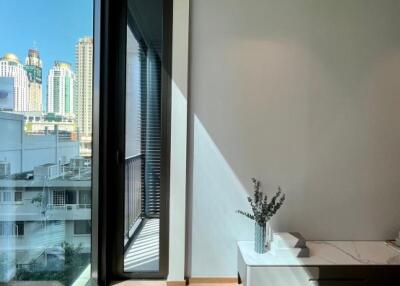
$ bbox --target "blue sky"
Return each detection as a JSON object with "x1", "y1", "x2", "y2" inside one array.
[{"x1": 0, "y1": 0, "x2": 93, "y2": 109}]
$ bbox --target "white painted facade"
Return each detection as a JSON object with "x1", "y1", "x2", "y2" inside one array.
[{"x1": 0, "y1": 54, "x2": 29, "y2": 112}]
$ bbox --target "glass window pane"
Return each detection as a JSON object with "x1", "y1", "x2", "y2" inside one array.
[
  {"x1": 66, "y1": 191, "x2": 77, "y2": 205},
  {"x1": 14, "y1": 192, "x2": 22, "y2": 202},
  {"x1": 74, "y1": 220, "x2": 91, "y2": 235},
  {"x1": 0, "y1": 1, "x2": 94, "y2": 285},
  {"x1": 79, "y1": 190, "x2": 91, "y2": 206},
  {"x1": 125, "y1": 27, "x2": 156, "y2": 272},
  {"x1": 124, "y1": 0, "x2": 165, "y2": 273},
  {"x1": 3, "y1": 192, "x2": 11, "y2": 202}
]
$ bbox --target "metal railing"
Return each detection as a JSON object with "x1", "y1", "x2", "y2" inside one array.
[
  {"x1": 47, "y1": 204, "x2": 91, "y2": 210},
  {"x1": 25, "y1": 131, "x2": 78, "y2": 142},
  {"x1": 125, "y1": 154, "x2": 143, "y2": 241}
]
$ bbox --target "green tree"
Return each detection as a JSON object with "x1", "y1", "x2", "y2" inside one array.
[{"x1": 15, "y1": 242, "x2": 89, "y2": 286}]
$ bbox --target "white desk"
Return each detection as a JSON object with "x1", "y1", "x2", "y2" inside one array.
[{"x1": 238, "y1": 241, "x2": 400, "y2": 286}]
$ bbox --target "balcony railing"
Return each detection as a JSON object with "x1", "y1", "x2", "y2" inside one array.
[
  {"x1": 46, "y1": 204, "x2": 91, "y2": 210},
  {"x1": 125, "y1": 155, "x2": 143, "y2": 244}
]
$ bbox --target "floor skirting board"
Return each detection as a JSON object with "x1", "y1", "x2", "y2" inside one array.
[
  {"x1": 187, "y1": 277, "x2": 238, "y2": 284},
  {"x1": 112, "y1": 278, "x2": 238, "y2": 286},
  {"x1": 167, "y1": 281, "x2": 187, "y2": 286}
]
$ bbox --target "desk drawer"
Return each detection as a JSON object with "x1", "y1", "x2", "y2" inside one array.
[
  {"x1": 241, "y1": 266, "x2": 400, "y2": 286},
  {"x1": 248, "y1": 267, "x2": 320, "y2": 286}
]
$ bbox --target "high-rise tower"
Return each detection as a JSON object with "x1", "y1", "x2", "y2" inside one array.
[
  {"x1": 47, "y1": 61, "x2": 75, "y2": 115},
  {"x1": 76, "y1": 37, "x2": 93, "y2": 137},
  {"x1": 24, "y1": 48, "x2": 43, "y2": 111},
  {"x1": 0, "y1": 53, "x2": 29, "y2": 111}
]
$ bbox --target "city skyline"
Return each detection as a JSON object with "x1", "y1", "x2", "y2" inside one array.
[
  {"x1": 0, "y1": 40, "x2": 92, "y2": 114},
  {"x1": 0, "y1": 36, "x2": 94, "y2": 157},
  {"x1": 0, "y1": 0, "x2": 93, "y2": 110}
]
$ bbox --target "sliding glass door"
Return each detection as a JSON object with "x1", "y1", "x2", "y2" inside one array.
[
  {"x1": 122, "y1": 0, "x2": 171, "y2": 277},
  {"x1": 95, "y1": 0, "x2": 172, "y2": 282}
]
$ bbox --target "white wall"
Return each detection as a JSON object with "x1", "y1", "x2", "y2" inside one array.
[
  {"x1": 0, "y1": 112, "x2": 80, "y2": 174},
  {"x1": 0, "y1": 113, "x2": 23, "y2": 174},
  {"x1": 187, "y1": 0, "x2": 400, "y2": 277},
  {"x1": 168, "y1": 0, "x2": 189, "y2": 282}
]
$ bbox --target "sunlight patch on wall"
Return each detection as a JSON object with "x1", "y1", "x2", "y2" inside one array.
[{"x1": 190, "y1": 115, "x2": 253, "y2": 277}]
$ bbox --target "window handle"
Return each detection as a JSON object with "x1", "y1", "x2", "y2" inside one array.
[{"x1": 116, "y1": 150, "x2": 123, "y2": 165}]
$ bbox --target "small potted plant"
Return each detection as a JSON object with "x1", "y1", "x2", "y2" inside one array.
[{"x1": 237, "y1": 178, "x2": 286, "y2": 253}]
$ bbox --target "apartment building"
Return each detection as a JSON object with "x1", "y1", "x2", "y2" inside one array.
[{"x1": 0, "y1": 112, "x2": 91, "y2": 282}]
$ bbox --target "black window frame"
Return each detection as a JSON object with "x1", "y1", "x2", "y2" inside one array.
[{"x1": 93, "y1": 0, "x2": 173, "y2": 284}]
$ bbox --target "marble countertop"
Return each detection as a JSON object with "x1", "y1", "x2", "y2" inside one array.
[{"x1": 238, "y1": 240, "x2": 400, "y2": 266}]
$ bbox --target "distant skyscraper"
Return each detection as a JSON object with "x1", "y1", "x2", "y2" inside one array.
[
  {"x1": 0, "y1": 53, "x2": 29, "y2": 111},
  {"x1": 24, "y1": 49, "x2": 43, "y2": 111},
  {"x1": 47, "y1": 61, "x2": 76, "y2": 115},
  {"x1": 76, "y1": 37, "x2": 93, "y2": 138}
]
